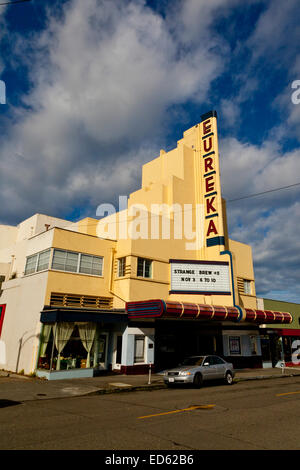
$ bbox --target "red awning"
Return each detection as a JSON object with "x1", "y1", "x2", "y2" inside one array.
[{"x1": 126, "y1": 299, "x2": 292, "y2": 324}]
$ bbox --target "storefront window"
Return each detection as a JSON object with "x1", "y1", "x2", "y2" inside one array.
[{"x1": 37, "y1": 323, "x2": 108, "y2": 371}]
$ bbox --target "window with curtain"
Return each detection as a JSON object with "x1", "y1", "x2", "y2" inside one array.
[{"x1": 137, "y1": 258, "x2": 152, "y2": 278}]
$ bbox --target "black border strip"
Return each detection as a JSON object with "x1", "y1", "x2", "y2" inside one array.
[
  {"x1": 170, "y1": 259, "x2": 229, "y2": 266},
  {"x1": 169, "y1": 290, "x2": 231, "y2": 295}
]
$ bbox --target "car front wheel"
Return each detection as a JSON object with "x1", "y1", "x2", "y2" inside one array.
[
  {"x1": 193, "y1": 373, "x2": 203, "y2": 388},
  {"x1": 224, "y1": 371, "x2": 233, "y2": 385}
]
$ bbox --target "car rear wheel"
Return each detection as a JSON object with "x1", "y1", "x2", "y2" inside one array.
[
  {"x1": 224, "y1": 371, "x2": 233, "y2": 385},
  {"x1": 193, "y1": 373, "x2": 203, "y2": 388}
]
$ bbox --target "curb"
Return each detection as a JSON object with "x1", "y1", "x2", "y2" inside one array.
[{"x1": 234, "y1": 372, "x2": 300, "y2": 383}]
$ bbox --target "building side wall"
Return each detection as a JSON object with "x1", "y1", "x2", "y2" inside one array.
[
  {"x1": 262, "y1": 298, "x2": 300, "y2": 329},
  {"x1": 0, "y1": 272, "x2": 48, "y2": 374}
]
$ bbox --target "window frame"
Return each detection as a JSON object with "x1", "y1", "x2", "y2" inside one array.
[
  {"x1": 118, "y1": 257, "x2": 126, "y2": 277},
  {"x1": 243, "y1": 279, "x2": 252, "y2": 295},
  {"x1": 79, "y1": 253, "x2": 103, "y2": 276},
  {"x1": 24, "y1": 249, "x2": 51, "y2": 276},
  {"x1": 137, "y1": 257, "x2": 152, "y2": 278},
  {"x1": 51, "y1": 249, "x2": 103, "y2": 277}
]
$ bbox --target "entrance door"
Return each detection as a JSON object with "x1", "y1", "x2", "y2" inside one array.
[
  {"x1": 98, "y1": 333, "x2": 108, "y2": 369},
  {"x1": 113, "y1": 334, "x2": 123, "y2": 370}
]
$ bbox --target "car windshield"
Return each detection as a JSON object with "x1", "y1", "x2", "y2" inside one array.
[{"x1": 181, "y1": 356, "x2": 204, "y2": 366}]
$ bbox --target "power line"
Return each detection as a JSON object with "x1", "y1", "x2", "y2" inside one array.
[
  {"x1": 67, "y1": 180, "x2": 300, "y2": 228},
  {"x1": 0, "y1": 0, "x2": 31, "y2": 6},
  {"x1": 226, "y1": 182, "x2": 300, "y2": 203}
]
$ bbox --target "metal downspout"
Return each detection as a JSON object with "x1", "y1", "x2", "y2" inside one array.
[{"x1": 220, "y1": 250, "x2": 243, "y2": 322}]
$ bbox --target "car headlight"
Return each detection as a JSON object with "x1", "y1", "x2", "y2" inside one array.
[{"x1": 179, "y1": 371, "x2": 191, "y2": 376}]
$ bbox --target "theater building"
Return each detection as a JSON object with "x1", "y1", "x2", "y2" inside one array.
[{"x1": 0, "y1": 111, "x2": 293, "y2": 379}]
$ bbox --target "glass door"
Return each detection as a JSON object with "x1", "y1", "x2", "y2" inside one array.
[
  {"x1": 113, "y1": 334, "x2": 123, "y2": 370},
  {"x1": 93, "y1": 333, "x2": 108, "y2": 370}
]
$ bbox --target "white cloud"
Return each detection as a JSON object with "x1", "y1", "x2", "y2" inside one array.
[
  {"x1": 0, "y1": 0, "x2": 232, "y2": 224},
  {"x1": 219, "y1": 136, "x2": 300, "y2": 299}
]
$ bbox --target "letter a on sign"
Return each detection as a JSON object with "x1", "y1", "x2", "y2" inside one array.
[{"x1": 207, "y1": 219, "x2": 218, "y2": 237}]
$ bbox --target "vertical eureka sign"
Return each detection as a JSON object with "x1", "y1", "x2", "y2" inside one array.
[{"x1": 199, "y1": 110, "x2": 225, "y2": 249}]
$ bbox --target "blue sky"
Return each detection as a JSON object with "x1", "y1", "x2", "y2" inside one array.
[{"x1": 0, "y1": 0, "x2": 300, "y2": 302}]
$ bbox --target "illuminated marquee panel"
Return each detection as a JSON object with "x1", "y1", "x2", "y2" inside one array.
[{"x1": 170, "y1": 259, "x2": 231, "y2": 295}]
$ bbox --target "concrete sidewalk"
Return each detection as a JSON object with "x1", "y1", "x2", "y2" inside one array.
[{"x1": 1, "y1": 366, "x2": 300, "y2": 403}]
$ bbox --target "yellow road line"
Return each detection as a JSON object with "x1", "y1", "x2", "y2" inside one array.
[
  {"x1": 276, "y1": 390, "x2": 300, "y2": 397},
  {"x1": 138, "y1": 404, "x2": 215, "y2": 419}
]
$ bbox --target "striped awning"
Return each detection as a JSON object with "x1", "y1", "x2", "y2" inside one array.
[{"x1": 126, "y1": 299, "x2": 292, "y2": 324}]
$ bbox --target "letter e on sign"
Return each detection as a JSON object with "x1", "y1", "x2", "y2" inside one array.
[{"x1": 203, "y1": 120, "x2": 212, "y2": 135}]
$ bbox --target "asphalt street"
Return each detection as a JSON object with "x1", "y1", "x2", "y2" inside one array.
[{"x1": 0, "y1": 376, "x2": 300, "y2": 450}]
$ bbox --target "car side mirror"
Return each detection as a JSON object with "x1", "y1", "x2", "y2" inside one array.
[{"x1": 203, "y1": 362, "x2": 209, "y2": 366}]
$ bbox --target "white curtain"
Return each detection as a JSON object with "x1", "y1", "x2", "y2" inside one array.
[
  {"x1": 78, "y1": 323, "x2": 96, "y2": 368},
  {"x1": 54, "y1": 323, "x2": 74, "y2": 370},
  {"x1": 40, "y1": 324, "x2": 52, "y2": 357}
]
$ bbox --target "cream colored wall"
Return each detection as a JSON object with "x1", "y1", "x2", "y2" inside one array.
[
  {"x1": 0, "y1": 272, "x2": 49, "y2": 374},
  {"x1": 75, "y1": 117, "x2": 256, "y2": 310},
  {"x1": 0, "y1": 214, "x2": 71, "y2": 281},
  {"x1": 229, "y1": 239, "x2": 257, "y2": 309},
  {"x1": 109, "y1": 120, "x2": 235, "y2": 306},
  {"x1": 44, "y1": 227, "x2": 117, "y2": 305},
  {"x1": 16, "y1": 213, "x2": 70, "y2": 243},
  {"x1": 0, "y1": 225, "x2": 18, "y2": 279},
  {"x1": 0, "y1": 225, "x2": 17, "y2": 249}
]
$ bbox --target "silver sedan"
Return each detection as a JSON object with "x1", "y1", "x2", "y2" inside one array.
[{"x1": 163, "y1": 355, "x2": 235, "y2": 387}]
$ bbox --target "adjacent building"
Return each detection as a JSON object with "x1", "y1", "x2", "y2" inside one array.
[
  {"x1": 257, "y1": 298, "x2": 300, "y2": 368},
  {"x1": 0, "y1": 111, "x2": 293, "y2": 379}
]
